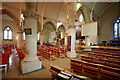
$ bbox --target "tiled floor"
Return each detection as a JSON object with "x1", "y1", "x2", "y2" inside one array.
[{"x1": 2, "y1": 51, "x2": 87, "y2": 79}]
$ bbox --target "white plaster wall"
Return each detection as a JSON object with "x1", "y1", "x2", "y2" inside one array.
[
  {"x1": 2, "y1": 19, "x2": 18, "y2": 45},
  {"x1": 43, "y1": 24, "x2": 54, "y2": 43},
  {"x1": 90, "y1": 36, "x2": 98, "y2": 44},
  {"x1": 43, "y1": 19, "x2": 57, "y2": 29},
  {"x1": 0, "y1": 19, "x2": 2, "y2": 45},
  {"x1": 98, "y1": 3, "x2": 119, "y2": 43}
]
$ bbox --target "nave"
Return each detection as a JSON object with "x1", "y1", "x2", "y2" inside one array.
[
  {"x1": 1, "y1": 2, "x2": 120, "y2": 80},
  {"x1": 2, "y1": 49, "x2": 86, "y2": 79}
]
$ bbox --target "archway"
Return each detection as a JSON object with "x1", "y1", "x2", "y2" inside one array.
[
  {"x1": 1, "y1": 9, "x2": 20, "y2": 29},
  {"x1": 43, "y1": 21, "x2": 56, "y2": 43},
  {"x1": 57, "y1": 25, "x2": 66, "y2": 45},
  {"x1": 43, "y1": 21, "x2": 56, "y2": 31},
  {"x1": 57, "y1": 25, "x2": 66, "y2": 39}
]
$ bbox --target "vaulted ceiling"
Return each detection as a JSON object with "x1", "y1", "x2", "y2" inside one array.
[{"x1": 1, "y1": 2, "x2": 117, "y2": 24}]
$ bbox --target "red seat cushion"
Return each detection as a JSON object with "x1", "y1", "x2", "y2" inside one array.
[
  {"x1": 17, "y1": 52, "x2": 25, "y2": 59},
  {"x1": 1, "y1": 53, "x2": 10, "y2": 65},
  {"x1": 71, "y1": 65, "x2": 82, "y2": 70},
  {"x1": 37, "y1": 53, "x2": 41, "y2": 56},
  {"x1": 101, "y1": 73, "x2": 119, "y2": 80}
]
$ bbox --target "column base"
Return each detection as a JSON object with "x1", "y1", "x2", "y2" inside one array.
[
  {"x1": 66, "y1": 51, "x2": 77, "y2": 58},
  {"x1": 83, "y1": 48, "x2": 92, "y2": 52},
  {"x1": 20, "y1": 60, "x2": 42, "y2": 74}
]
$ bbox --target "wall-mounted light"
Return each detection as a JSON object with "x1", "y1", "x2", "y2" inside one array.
[
  {"x1": 21, "y1": 14, "x2": 24, "y2": 30},
  {"x1": 21, "y1": 14, "x2": 24, "y2": 20}
]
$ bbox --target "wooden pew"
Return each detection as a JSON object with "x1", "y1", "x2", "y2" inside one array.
[
  {"x1": 100, "y1": 65, "x2": 120, "y2": 80},
  {"x1": 83, "y1": 62, "x2": 101, "y2": 78},
  {"x1": 50, "y1": 64, "x2": 90, "y2": 80},
  {"x1": 81, "y1": 56, "x2": 92, "y2": 62},
  {"x1": 70, "y1": 59, "x2": 83, "y2": 73},
  {"x1": 70, "y1": 59, "x2": 120, "y2": 80},
  {"x1": 49, "y1": 64, "x2": 63, "y2": 78}
]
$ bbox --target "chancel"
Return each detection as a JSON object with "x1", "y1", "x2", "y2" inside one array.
[{"x1": 0, "y1": 1, "x2": 120, "y2": 80}]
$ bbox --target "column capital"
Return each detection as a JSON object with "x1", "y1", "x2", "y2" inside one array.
[
  {"x1": 23, "y1": 10, "x2": 39, "y2": 19},
  {"x1": 65, "y1": 33, "x2": 68, "y2": 36},
  {"x1": 40, "y1": 33, "x2": 43, "y2": 35},
  {"x1": 17, "y1": 30, "x2": 23, "y2": 34}
]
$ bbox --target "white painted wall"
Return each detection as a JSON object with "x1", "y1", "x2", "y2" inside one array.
[
  {"x1": 0, "y1": 16, "x2": 2, "y2": 45},
  {"x1": 43, "y1": 24, "x2": 54, "y2": 43},
  {"x1": 2, "y1": 19, "x2": 18, "y2": 46},
  {"x1": 98, "y1": 3, "x2": 119, "y2": 43}
]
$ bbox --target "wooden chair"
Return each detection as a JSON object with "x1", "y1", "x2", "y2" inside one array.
[
  {"x1": 100, "y1": 65, "x2": 120, "y2": 80},
  {"x1": 0, "y1": 53, "x2": 10, "y2": 73}
]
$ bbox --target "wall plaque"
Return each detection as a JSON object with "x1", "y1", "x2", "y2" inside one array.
[{"x1": 24, "y1": 28, "x2": 32, "y2": 35}]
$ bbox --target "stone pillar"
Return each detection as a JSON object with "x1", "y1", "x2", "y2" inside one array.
[
  {"x1": 21, "y1": 10, "x2": 42, "y2": 74},
  {"x1": 83, "y1": 36, "x2": 92, "y2": 51},
  {"x1": 17, "y1": 30, "x2": 23, "y2": 48},
  {"x1": 67, "y1": 25, "x2": 77, "y2": 58},
  {"x1": 85, "y1": 36, "x2": 90, "y2": 46},
  {"x1": 65, "y1": 33, "x2": 68, "y2": 48},
  {"x1": 0, "y1": 18, "x2": 2, "y2": 45},
  {"x1": 40, "y1": 33, "x2": 43, "y2": 45}
]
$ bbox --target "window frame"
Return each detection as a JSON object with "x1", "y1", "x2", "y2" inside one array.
[
  {"x1": 37, "y1": 31, "x2": 40, "y2": 41},
  {"x1": 3, "y1": 26, "x2": 13, "y2": 40},
  {"x1": 114, "y1": 17, "x2": 120, "y2": 39},
  {"x1": 22, "y1": 31, "x2": 25, "y2": 40},
  {"x1": 79, "y1": 14, "x2": 84, "y2": 23}
]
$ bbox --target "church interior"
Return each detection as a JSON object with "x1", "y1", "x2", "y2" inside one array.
[{"x1": 0, "y1": 1, "x2": 120, "y2": 80}]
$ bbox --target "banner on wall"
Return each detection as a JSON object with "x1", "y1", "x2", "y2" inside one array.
[{"x1": 67, "y1": 36, "x2": 71, "y2": 51}]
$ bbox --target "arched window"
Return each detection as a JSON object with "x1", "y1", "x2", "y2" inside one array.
[
  {"x1": 23, "y1": 31, "x2": 25, "y2": 40},
  {"x1": 37, "y1": 31, "x2": 40, "y2": 40},
  {"x1": 114, "y1": 17, "x2": 120, "y2": 38},
  {"x1": 79, "y1": 14, "x2": 84, "y2": 23},
  {"x1": 3, "y1": 26, "x2": 13, "y2": 40}
]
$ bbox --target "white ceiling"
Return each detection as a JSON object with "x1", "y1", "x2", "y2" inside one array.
[{"x1": 2, "y1": 2, "x2": 116, "y2": 23}]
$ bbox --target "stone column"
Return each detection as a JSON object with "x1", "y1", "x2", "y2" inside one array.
[
  {"x1": 65, "y1": 33, "x2": 68, "y2": 48},
  {"x1": 40, "y1": 33, "x2": 43, "y2": 45},
  {"x1": 84, "y1": 36, "x2": 92, "y2": 51},
  {"x1": 21, "y1": 10, "x2": 42, "y2": 74},
  {"x1": 67, "y1": 25, "x2": 77, "y2": 58},
  {"x1": 85, "y1": 36, "x2": 90, "y2": 46},
  {"x1": 0, "y1": 19, "x2": 2, "y2": 45},
  {"x1": 17, "y1": 30, "x2": 23, "y2": 48}
]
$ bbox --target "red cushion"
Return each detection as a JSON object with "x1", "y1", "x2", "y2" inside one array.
[
  {"x1": 17, "y1": 52, "x2": 25, "y2": 59},
  {"x1": 71, "y1": 65, "x2": 82, "y2": 70},
  {"x1": 84, "y1": 69, "x2": 99, "y2": 75},
  {"x1": 37, "y1": 53, "x2": 41, "y2": 56},
  {"x1": 101, "y1": 74, "x2": 119, "y2": 80},
  {"x1": 48, "y1": 53, "x2": 55, "y2": 56},
  {"x1": 1, "y1": 53, "x2": 10, "y2": 65}
]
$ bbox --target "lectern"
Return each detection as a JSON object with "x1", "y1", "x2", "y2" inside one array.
[{"x1": 81, "y1": 22, "x2": 97, "y2": 51}]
